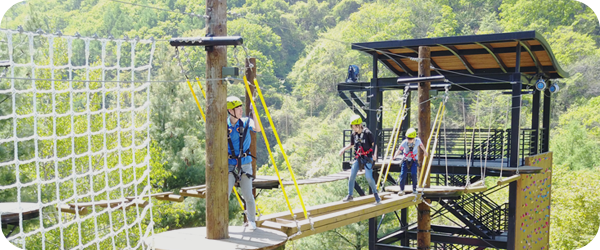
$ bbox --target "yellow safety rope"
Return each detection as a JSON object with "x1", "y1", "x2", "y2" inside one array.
[
  {"x1": 376, "y1": 102, "x2": 406, "y2": 190},
  {"x1": 195, "y1": 77, "x2": 207, "y2": 99},
  {"x1": 418, "y1": 102, "x2": 445, "y2": 187},
  {"x1": 420, "y1": 105, "x2": 445, "y2": 187},
  {"x1": 186, "y1": 79, "x2": 206, "y2": 122},
  {"x1": 242, "y1": 76, "x2": 297, "y2": 219},
  {"x1": 251, "y1": 77, "x2": 310, "y2": 221},
  {"x1": 185, "y1": 78, "x2": 245, "y2": 211}
]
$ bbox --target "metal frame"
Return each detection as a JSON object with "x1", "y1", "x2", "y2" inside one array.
[{"x1": 339, "y1": 31, "x2": 568, "y2": 250}]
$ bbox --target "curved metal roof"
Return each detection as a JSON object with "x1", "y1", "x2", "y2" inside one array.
[{"x1": 352, "y1": 31, "x2": 568, "y2": 79}]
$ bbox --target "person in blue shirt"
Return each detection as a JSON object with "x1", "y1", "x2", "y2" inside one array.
[
  {"x1": 393, "y1": 128, "x2": 428, "y2": 196},
  {"x1": 226, "y1": 96, "x2": 261, "y2": 230}
]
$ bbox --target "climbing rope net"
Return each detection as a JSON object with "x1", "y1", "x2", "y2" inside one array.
[{"x1": 0, "y1": 28, "x2": 155, "y2": 249}]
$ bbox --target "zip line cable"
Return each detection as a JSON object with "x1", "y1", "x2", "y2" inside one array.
[{"x1": 108, "y1": 0, "x2": 208, "y2": 20}]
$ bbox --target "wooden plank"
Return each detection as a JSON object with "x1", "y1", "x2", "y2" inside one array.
[
  {"x1": 148, "y1": 226, "x2": 288, "y2": 250},
  {"x1": 464, "y1": 185, "x2": 487, "y2": 194},
  {"x1": 70, "y1": 199, "x2": 129, "y2": 208},
  {"x1": 284, "y1": 195, "x2": 422, "y2": 238},
  {"x1": 260, "y1": 221, "x2": 284, "y2": 231},
  {"x1": 180, "y1": 190, "x2": 206, "y2": 198},
  {"x1": 497, "y1": 174, "x2": 521, "y2": 186},
  {"x1": 120, "y1": 199, "x2": 149, "y2": 209},
  {"x1": 126, "y1": 192, "x2": 174, "y2": 200},
  {"x1": 257, "y1": 192, "x2": 392, "y2": 222},
  {"x1": 57, "y1": 204, "x2": 88, "y2": 215},
  {"x1": 181, "y1": 185, "x2": 206, "y2": 191},
  {"x1": 285, "y1": 194, "x2": 420, "y2": 234},
  {"x1": 470, "y1": 180, "x2": 485, "y2": 187},
  {"x1": 156, "y1": 194, "x2": 185, "y2": 202}
]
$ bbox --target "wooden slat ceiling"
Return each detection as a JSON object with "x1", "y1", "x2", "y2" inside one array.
[{"x1": 353, "y1": 31, "x2": 568, "y2": 79}]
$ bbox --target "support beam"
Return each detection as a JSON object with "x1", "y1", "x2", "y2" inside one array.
[
  {"x1": 519, "y1": 40, "x2": 544, "y2": 76},
  {"x1": 417, "y1": 46, "x2": 431, "y2": 250},
  {"x1": 349, "y1": 91, "x2": 366, "y2": 109},
  {"x1": 542, "y1": 87, "x2": 551, "y2": 153},
  {"x1": 531, "y1": 87, "x2": 540, "y2": 155},
  {"x1": 439, "y1": 45, "x2": 475, "y2": 74},
  {"x1": 368, "y1": 53, "x2": 381, "y2": 250},
  {"x1": 510, "y1": 45, "x2": 522, "y2": 169},
  {"x1": 245, "y1": 57, "x2": 257, "y2": 223},
  {"x1": 205, "y1": 0, "x2": 229, "y2": 239},
  {"x1": 507, "y1": 45, "x2": 522, "y2": 248},
  {"x1": 379, "y1": 54, "x2": 416, "y2": 76},
  {"x1": 475, "y1": 42, "x2": 508, "y2": 73}
]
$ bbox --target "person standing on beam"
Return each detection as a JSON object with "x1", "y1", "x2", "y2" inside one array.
[
  {"x1": 338, "y1": 114, "x2": 381, "y2": 204},
  {"x1": 393, "y1": 128, "x2": 428, "y2": 196},
  {"x1": 226, "y1": 96, "x2": 261, "y2": 230}
]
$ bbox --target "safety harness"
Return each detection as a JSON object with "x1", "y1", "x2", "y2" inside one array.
[
  {"x1": 402, "y1": 141, "x2": 417, "y2": 162},
  {"x1": 228, "y1": 117, "x2": 256, "y2": 182},
  {"x1": 353, "y1": 131, "x2": 373, "y2": 170}
]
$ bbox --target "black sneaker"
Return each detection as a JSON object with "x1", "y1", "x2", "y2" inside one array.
[{"x1": 343, "y1": 195, "x2": 353, "y2": 202}]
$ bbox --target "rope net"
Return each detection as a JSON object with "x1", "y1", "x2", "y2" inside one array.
[{"x1": 0, "y1": 29, "x2": 155, "y2": 249}]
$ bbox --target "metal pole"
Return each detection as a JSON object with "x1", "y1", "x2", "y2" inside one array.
[
  {"x1": 368, "y1": 53, "x2": 379, "y2": 250},
  {"x1": 542, "y1": 86, "x2": 551, "y2": 153},
  {"x1": 532, "y1": 86, "x2": 540, "y2": 155},
  {"x1": 507, "y1": 43, "x2": 522, "y2": 250}
]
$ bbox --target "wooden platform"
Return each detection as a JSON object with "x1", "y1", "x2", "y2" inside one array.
[
  {"x1": 256, "y1": 192, "x2": 422, "y2": 239},
  {"x1": 282, "y1": 169, "x2": 365, "y2": 186},
  {"x1": 146, "y1": 226, "x2": 287, "y2": 250},
  {"x1": 180, "y1": 176, "x2": 281, "y2": 198}
]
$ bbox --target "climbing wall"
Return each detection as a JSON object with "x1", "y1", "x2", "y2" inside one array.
[{"x1": 515, "y1": 152, "x2": 553, "y2": 250}]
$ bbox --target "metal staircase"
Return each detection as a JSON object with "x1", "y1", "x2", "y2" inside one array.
[{"x1": 439, "y1": 186, "x2": 509, "y2": 240}]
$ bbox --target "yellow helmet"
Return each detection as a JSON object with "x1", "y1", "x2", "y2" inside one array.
[
  {"x1": 406, "y1": 128, "x2": 417, "y2": 138},
  {"x1": 227, "y1": 96, "x2": 243, "y2": 110},
  {"x1": 350, "y1": 114, "x2": 362, "y2": 126}
]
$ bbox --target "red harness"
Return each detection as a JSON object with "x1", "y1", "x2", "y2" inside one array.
[{"x1": 355, "y1": 147, "x2": 373, "y2": 158}]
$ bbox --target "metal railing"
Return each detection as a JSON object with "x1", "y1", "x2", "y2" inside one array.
[{"x1": 343, "y1": 128, "x2": 540, "y2": 167}]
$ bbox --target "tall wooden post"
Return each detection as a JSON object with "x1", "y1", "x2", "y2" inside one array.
[
  {"x1": 244, "y1": 58, "x2": 257, "y2": 195},
  {"x1": 205, "y1": 0, "x2": 228, "y2": 240},
  {"x1": 417, "y1": 46, "x2": 431, "y2": 250}
]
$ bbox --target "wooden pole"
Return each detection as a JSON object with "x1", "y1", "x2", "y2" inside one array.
[
  {"x1": 205, "y1": 0, "x2": 228, "y2": 240},
  {"x1": 417, "y1": 46, "x2": 431, "y2": 250},
  {"x1": 244, "y1": 58, "x2": 257, "y2": 198}
]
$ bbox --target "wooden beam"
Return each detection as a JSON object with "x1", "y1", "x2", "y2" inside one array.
[
  {"x1": 257, "y1": 192, "x2": 392, "y2": 223},
  {"x1": 475, "y1": 42, "x2": 508, "y2": 73},
  {"x1": 497, "y1": 174, "x2": 521, "y2": 186},
  {"x1": 180, "y1": 189, "x2": 206, "y2": 198},
  {"x1": 205, "y1": 0, "x2": 229, "y2": 239},
  {"x1": 282, "y1": 195, "x2": 422, "y2": 238},
  {"x1": 57, "y1": 204, "x2": 88, "y2": 215},
  {"x1": 464, "y1": 185, "x2": 488, "y2": 194},
  {"x1": 156, "y1": 194, "x2": 185, "y2": 202},
  {"x1": 417, "y1": 45, "x2": 432, "y2": 250}
]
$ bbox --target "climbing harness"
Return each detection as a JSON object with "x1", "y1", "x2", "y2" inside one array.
[{"x1": 227, "y1": 117, "x2": 256, "y2": 183}]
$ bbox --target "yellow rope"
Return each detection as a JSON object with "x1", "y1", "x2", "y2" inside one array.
[
  {"x1": 421, "y1": 106, "x2": 445, "y2": 187},
  {"x1": 251, "y1": 77, "x2": 310, "y2": 221},
  {"x1": 185, "y1": 78, "x2": 245, "y2": 211},
  {"x1": 376, "y1": 102, "x2": 406, "y2": 190},
  {"x1": 195, "y1": 77, "x2": 207, "y2": 99},
  {"x1": 418, "y1": 102, "x2": 444, "y2": 187},
  {"x1": 186, "y1": 79, "x2": 206, "y2": 122},
  {"x1": 242, "y1": 76, "x2": 296, "y2": 218}
]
